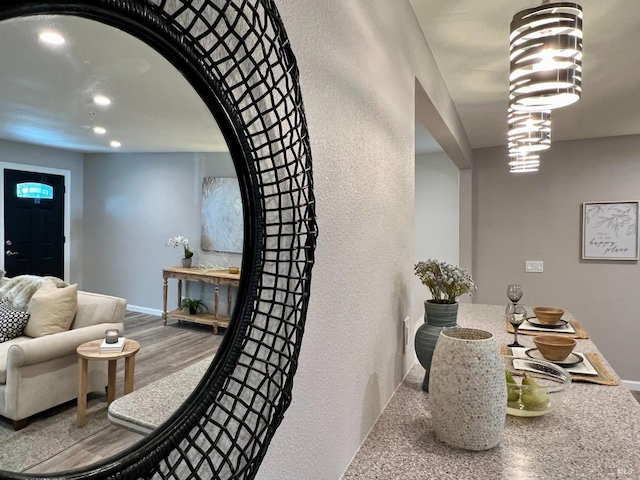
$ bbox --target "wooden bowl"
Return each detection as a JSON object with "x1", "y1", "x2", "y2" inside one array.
[
  {"x1": 532, "y1": 307, "x2": 564, "y2": 325},
  {"x1": 533, "y1": 335, "x2": 576, "y2": 362}
]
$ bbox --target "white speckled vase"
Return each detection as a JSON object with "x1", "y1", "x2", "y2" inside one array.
[{"x1": 429, "y1": 327, "x2": 506, "y2": 451}]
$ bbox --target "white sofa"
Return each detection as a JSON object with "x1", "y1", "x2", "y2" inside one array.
[{"x1": 0, "y1": 290, "x2": 126, "y2": 429}]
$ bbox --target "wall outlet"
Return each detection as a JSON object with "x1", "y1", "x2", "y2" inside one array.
[
  {"x1": 403, "y1": 316, "x2": 410, "y2": 353},
  {"x1": 525, "y1": 260, "x2": 544, "y2": 273}
]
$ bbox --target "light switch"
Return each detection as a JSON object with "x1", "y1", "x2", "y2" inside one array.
[{"x1": 525, "y1": 260, "x2": 544, "y2": 273}]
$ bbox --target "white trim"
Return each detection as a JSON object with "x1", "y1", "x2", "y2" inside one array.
[
  {"x1": 0, "y1": 162, "x2": 71, "y2": 281},
  {"x1": 126, "y1": 304, "x2": 163, "y2": 316},
  {"x1": 622, "y1": 380, "x2": 640, "y2": 391}
]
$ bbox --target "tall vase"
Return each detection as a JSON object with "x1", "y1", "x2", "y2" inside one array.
[
  {"x1": 429, "y1": 327, "x2": 506, "y2": 451},
  {"x1": 414, "y1": 300, "x2": 458, "y2": 392}
]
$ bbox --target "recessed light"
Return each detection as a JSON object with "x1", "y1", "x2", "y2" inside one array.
[
  {"x1": 39, "y1": 30, "x2": 65, "y2": 45},
  {"x1": 93, "y1": 126, "x2": 106, "y2": 135},
  {"x1": 93, "y1": 95, "x2": 112, "y2": 106},
  {"x1": 110, "y1": 141, "x2": 121, "y2": 148}
]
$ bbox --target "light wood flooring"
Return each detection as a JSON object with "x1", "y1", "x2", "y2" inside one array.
[{"x1": 24, "y1": 311, "x2": 222, "y2": 474}]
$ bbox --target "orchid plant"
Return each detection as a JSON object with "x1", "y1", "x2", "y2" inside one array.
[
  {"x1": 414, "y1": 259, "x2": 476, "y2": 304},
  {"x1": 166, "y1": 235, "x2": 193, "y2": 259}
]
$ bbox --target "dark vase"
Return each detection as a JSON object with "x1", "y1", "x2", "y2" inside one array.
[
  {"x1": 414, "y1": 300, "x2": 459, "y2": 392},
  {"x1": 189, "y1": 307, "x2": 197, "y2": 314}
]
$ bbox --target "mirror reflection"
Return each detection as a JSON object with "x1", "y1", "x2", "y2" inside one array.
[{"x1": 0, "y1": 14, "x2": 243, "y2": 474}]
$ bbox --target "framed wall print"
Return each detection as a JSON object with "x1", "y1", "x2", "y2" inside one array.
[{"x1": 582, "y1": 201, "x2": 639, "y2": 260}]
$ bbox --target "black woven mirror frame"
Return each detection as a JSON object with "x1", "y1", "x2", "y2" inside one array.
[{"x1": 0, "y1": 0, "x2": 316, "y2": 479}]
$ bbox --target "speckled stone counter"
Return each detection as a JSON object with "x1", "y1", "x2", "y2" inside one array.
[
  {"x1": 342, "y1": 304, "x2": 640, "y2": 479},
  {"x1": 108, "y1": 356, "x2": 213, "y2": 435}
]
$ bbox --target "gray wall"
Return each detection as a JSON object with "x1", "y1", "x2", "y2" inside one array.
[
  {"x1": 414, "y1": 152, "x2": 460, "y2": 326},
  {"x1": 82, "y1": 151, "x2": 236, "y2": 312},
  {"x1": 473, "y1": 134, "x2": 640, "y2": 382}
]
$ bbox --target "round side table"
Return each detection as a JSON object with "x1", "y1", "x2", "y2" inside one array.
[{"x1": 76, "y1": 338, "x2": 140, "y2": 428}]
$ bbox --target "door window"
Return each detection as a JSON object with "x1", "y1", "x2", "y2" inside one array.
[{"x1": 16, "y1": 182, "x2": 54, "y2": 200}]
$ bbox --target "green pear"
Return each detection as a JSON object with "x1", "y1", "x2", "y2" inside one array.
[
  {"x1": 505, "y1": 370, "x2": 520, "y2": 402},
  {"x1": 521, "y1": 375, "x2": 550, "y2": 410}
]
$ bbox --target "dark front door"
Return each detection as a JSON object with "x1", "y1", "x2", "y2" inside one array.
[{"x1": 4, "y1": 169, "x2": 65, "y2": 278}]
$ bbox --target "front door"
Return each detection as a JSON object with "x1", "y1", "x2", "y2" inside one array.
[{"x1": 4, "y1": 169, "x2": 65, "y2": 278}]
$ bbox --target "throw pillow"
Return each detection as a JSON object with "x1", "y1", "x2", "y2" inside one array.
[
  {"x1": 25, "y1": 280, "x2": 78, "y2": 337},
  {"x1": 0, "y1": 300, "x2": 30, "y2": 342},
  {"x1": 0, "y1": 275, "x2": 68, "y2": 311}
]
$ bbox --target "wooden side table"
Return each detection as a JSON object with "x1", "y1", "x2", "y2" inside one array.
[{"x1": 76, "y1": 338, "x2": 140, "y2": 428}]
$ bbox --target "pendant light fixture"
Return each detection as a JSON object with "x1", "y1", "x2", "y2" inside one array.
[
  {"x1": 507, "y1": 108, "x2": 551, "y2": 154},
  {"x1": 509, "y1": 155, "x2": 541, "y2": 173},
  {"x1": 509, "y1": 2, "x2": 583, "y2": 112}
]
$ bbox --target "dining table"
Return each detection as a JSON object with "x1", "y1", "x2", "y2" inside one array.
[{"x1": 342, "y1": 303, "x2": 640, "y2": 479}]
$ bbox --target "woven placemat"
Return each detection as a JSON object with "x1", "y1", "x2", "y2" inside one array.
[
  {"x1": 506, "y1": 319, "x2": 589, "y2": 339},
  {"x1": 500, "y1": 345, "x2": 619, "y2": 386}
]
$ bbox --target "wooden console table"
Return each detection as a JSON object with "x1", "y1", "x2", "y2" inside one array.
[{"x1": 162, "y1": 266, "x2": 240, "y2": 334}]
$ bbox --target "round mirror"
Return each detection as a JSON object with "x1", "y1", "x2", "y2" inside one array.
[
  {"x1": 0, "y1": 13, "x2": 241, "y2": 473},
  {"x1": 0, "y1": 1, "x2": 316, "y2": 479}
]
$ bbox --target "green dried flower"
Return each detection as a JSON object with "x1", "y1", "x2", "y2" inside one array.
[{"x1": 414, "y1": 259, "x2": 476, "y2": 304}]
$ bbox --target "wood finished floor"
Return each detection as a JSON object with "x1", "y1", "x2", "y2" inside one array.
[{"x1": 24, "y1": 311, "x2": 222, "y2": 474}]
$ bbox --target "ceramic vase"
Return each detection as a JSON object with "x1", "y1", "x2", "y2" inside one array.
[
  {"x1": 414, "y1": 300, "x2": 458, "y2": 392},
  {"x1": 429, "y1": 327, "x2": 506, "y2": 451},
  {"x1": 182, "y1": 257, "x2": 192, "y2": 268}
]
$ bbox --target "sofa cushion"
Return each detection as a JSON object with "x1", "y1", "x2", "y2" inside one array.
[
  {"x1": 72, "y1": 291, "x2": 127, "y2": 329},
  {"x1": 25, "y1": 281, "x2": 78, "y2": 337},
  {"x1": 0, "y1": 301, "x2": 30, "y2": 343}
]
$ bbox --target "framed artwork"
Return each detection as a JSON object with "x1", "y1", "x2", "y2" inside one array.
[
  {"x1": 582, "y1": 201, "x2": 639, "y2": 260},
  {"x1": 201, "y1": 177, "x2": 244, "y2": 253}
]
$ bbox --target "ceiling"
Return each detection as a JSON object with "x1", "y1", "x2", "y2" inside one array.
[
  {"x1": 410, "y1": 0, "x2": 640, "y2": 152},
  {"x1": 0, "y1": 15, "x2": 226, "y2": 153},
  {"x1": 3, "y1": 5, "x2": 637, "y2": 157}
]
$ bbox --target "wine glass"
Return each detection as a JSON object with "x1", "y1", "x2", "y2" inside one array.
[
  {"x1": 506, "y1": 303, "x2": 526, "y2": 348},
  {"x1": 506, "y1": 284, "x2": 523, "y2": 304}
]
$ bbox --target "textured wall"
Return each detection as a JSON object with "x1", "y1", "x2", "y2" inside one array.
[
  {"x1": 257, "y1": 1, "x2": 470, "y2": 478},
  {"x1": 473, "y1": 135, "x2": 640, "y2": 382}
]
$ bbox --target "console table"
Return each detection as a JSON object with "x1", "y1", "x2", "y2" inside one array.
[{"x1": 162, "y1": 266, "x2": 240, "y2": 334}]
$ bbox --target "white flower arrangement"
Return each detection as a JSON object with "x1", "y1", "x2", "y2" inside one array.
[
  {"x1": 166, "y1": 235, "x2": 193, "y2": 259},
  {"x1": 414, "y1": 259, "x2": 476, "y2": 304}
]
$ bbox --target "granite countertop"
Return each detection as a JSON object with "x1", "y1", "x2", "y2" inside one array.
[
  {"x1": 342, "y1": 303, "x2": 640, "y2": 479},
  {"x1": 108, "y1": 356, "x2": 213, "y2": 435}
]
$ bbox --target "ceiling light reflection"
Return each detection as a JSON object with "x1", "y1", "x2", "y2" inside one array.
[
  {"x1": 38, "y1": 31, "x2": 65, "y2": 46},
  {"x1": 93, "y1": 95, "x2": 112, "y2": 106}
]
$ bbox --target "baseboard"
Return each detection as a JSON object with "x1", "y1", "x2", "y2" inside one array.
[
  {"x1": 622, "y1": 380, "x2": 640, "y2": 391},
  {"x1": 126, "y1": 304, "x2": 163, "y2": 316}
]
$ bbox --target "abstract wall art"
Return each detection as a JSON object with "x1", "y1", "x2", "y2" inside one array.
[{"x1": 201, "y1": 177, "x2": 244, "y2": 253}]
